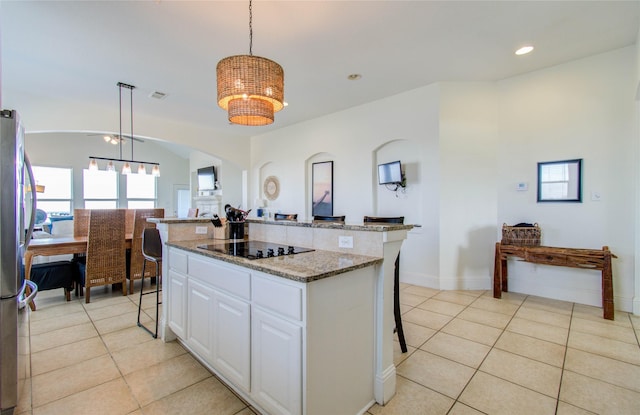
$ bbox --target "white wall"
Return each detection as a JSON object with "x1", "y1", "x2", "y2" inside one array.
[
  {"x1": 497, "y1": 46, "x2": 636, "y2": 310},
  {"x1": 25, "y1": 132, "x2": 189, "y2": 215},
  {"x1": 7, "y1": 90, "x2": 251, "y2": 170},
  {"x1": 249, "y1": 46, "x2": 638, "y2": 312},
  {"x1": 189, "y1": 152, "x2": 244, "y2": 212},
  {"x1": 8, "y1": 83, "x2": 252, "y2": 217},
  {"x1": 633, "y1": 28, "x2": 640, "y2": 314},
  {"x1": 9, "y1": 38, "x2": 638, "y2": 312},
  {"x1": 250, "y1": 84, "x2": 442, "y2": 290},
  {"x1": 439, "y1": 82, "x2": 499, "y2": 290}
]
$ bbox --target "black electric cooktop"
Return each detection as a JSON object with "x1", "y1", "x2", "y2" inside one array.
[{"x1": 197, "y1": 240, "x2": 314, "y2": 260}]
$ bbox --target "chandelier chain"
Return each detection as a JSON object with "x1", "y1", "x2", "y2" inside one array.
[{"x1": 249, "y1": 0, "x2": 253, "y2": 56}]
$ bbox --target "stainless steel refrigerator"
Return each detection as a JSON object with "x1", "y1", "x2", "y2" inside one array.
[{"x1": 0, "y1": 109, "x2": 38, "y2": 415}]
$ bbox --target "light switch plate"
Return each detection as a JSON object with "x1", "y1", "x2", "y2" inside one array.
[{"x1": 195, "y1": 226, "x2": 208, "y2": 234}]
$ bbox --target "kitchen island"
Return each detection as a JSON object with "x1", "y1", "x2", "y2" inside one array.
[{"x1": 151, "y1": 217, "x2": 413, "y2": 414}]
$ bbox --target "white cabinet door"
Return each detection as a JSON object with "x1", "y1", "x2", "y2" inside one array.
[
  {"x1": 212, "y1": 290, "x2": 250, "y2": 392},
  {"x1": 168, "y1": 270, "x2": 187, "y2": 339},
  {"x1": 187, "y1": 278, "x2": 215, "y2": 359},
  {"x1": 251, "y1": 308, "x2": 302, "y2": 415}
]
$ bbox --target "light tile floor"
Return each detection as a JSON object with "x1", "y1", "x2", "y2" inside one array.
[{"x1": 16, "y1": 282, "x2": 640, "y2": 415}]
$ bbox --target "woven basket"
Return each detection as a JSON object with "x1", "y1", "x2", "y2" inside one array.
[{"x1": 501, "y1": 223, "x2": 541, "y2": 246}]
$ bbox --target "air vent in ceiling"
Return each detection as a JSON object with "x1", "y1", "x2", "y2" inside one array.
[{"x1": 149, "y1": 91, "x2": 167, "y2": 100}]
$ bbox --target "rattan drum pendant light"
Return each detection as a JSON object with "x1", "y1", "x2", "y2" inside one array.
[{"x1": 216, "y1": 1, "x2": 284, "y2": 126}]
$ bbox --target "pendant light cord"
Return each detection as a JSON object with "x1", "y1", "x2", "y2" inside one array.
[
  {"x1": 130, "y1": 85, "x2": 134, "y2": 160},
  {"x1": 249, "y1": 0, "x2": 253, "y2": 56},
  {"x1": 117, "y1": 82, "x2": 135, "y2": 162},
  {"x1": 91, "y1": 82, "x2": 158, "y2": 173},
  {"x1": 118, "y1": 83, "x2": 123, "y2": 160}
]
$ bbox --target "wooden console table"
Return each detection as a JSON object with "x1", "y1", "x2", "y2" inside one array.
[{"x1": 493, "y1": 243, "x2": 616, "y2": 320}]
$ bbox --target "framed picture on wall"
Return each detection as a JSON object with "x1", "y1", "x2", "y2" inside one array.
[
  {"x1": 312, "y1": 161, "x2": 333, "y2": 216},
  {"x1": 537, "y1": 158, "x2": 582, "y2": 202}
]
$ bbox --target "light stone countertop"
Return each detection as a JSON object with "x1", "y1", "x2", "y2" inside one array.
[
  {"x1": 150, "y1": 217, "x2": 413, "y2": 232},
  {"x1": 148, "y1": 217, "x2": 212, "y2": 224},
  {"x1": 166, "y1": 239, "x2": 383, "y2": 283},
  {"x1": 247, "y1": 218, "x2": 413, "y2": 231}
]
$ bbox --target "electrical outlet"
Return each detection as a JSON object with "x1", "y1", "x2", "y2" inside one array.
[
  {"x1": 338, "y1": 235, "x2": 353, "y2": 248},
  {"x1": 195, "y1": 226, "x2": 208, "y2": 234}
]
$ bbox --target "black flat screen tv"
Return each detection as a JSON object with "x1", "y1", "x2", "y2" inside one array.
[
  {"x1": 197, "y1": 166, "x2": 216, "y2": 190},
  {"x1": 378, "y1": 160, "x2": 402, "y2": 185}
]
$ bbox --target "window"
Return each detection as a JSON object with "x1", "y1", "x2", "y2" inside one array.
[
  {"x1": 537, "y1": 159, "x2": 582, "y2": 202},
  {"x1": 83, "y1": 169, "x2": 118, "y2": 209},
  {"x1": 126, "y1": 173, "x2": 156, "y2": 208},
  {"x1": 31, "y1": 166, "x2": 72, "y2": 214}
]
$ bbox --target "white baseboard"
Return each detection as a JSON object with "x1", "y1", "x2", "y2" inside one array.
[
  {"x1": 400, "y1": 270, "x2": 635, "y2": 313},
  {"x1": 401, "y1": 270, "x2": 439, "y2": 289},
  {"x1": 401, "y1": 271, "x2": 491, "y2": 291}
]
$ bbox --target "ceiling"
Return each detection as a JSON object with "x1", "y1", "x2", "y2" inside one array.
[{"x1": 1, "y1": 1, "x2": 639, "y2": 140}]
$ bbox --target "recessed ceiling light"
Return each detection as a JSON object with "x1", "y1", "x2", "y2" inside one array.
[
  {"x1": 347, "y1": 74, "x2": 362, "y2": 81},
  {"x1": 515, "y1": 46, "x2": 534, "y2": 56}
]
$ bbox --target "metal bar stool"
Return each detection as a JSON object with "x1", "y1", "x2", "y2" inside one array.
[{"x1": 137, "y1": 228, "x2": 163, "y2": 338}]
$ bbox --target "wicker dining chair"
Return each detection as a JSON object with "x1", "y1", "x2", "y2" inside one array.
[
  {"x1": 125, "y1": 209, "x2": 135, "y2": 236},
  {"x1": 128, "y1": 208, "x2": 164, "y2": 294},
  {"x1": 73, "y1": 208, "x2": 91, "y2": 238},
  {"x1": 363, "y1": 215, "x2": 407, "y2": 353},
  {"x1": 78, "y1": 209, "x2": 128, "y2": 303}
]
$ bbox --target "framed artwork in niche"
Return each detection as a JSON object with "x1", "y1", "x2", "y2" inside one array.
[{"x1": 312, "y1": 161, "x2": 333, "y2": 216}]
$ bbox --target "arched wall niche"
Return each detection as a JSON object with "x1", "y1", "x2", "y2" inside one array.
[
  {"x1": 253, "y1": 160, "x2": 301, "y2": 218},
  {"x1": 372, "y1": 139, "x2": 421, "y2": 224},
  {"x1": 256, "y1": 161, "x2": 274, "y2": 205}
]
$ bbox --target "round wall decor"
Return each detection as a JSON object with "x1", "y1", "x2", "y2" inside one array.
[{"x1": 263, "y1": 176, "x2": 280, "y2": 200}]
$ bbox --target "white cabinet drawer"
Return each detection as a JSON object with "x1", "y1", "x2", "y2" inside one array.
[
  {"x1": 252, "y1": 274, "x2": 303, "y2": 321},
  {"x1": 188, "y1": 256, "x2": 250, "y2": 300},
  {"x1": 169, "y1": 248, "x2": 188, "y2": 274}
]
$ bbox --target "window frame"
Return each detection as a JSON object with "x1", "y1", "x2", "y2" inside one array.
[
  {"x1": 31, "y1": 165, "x2": 73, "y2": 214},
  {"x1": 126, "y1": 173, "x2": 158, "y2": 208},
  {"x1": 83, "y1": 168, "x2": 119, "y2": 208},
  {"x1": 537, "y1": 158, "x2": 582, "y2": 203}
]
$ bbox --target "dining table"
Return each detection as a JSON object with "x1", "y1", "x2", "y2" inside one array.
[{"x1": 25, "y1": 234, "x2": 133, "y2": 310}]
